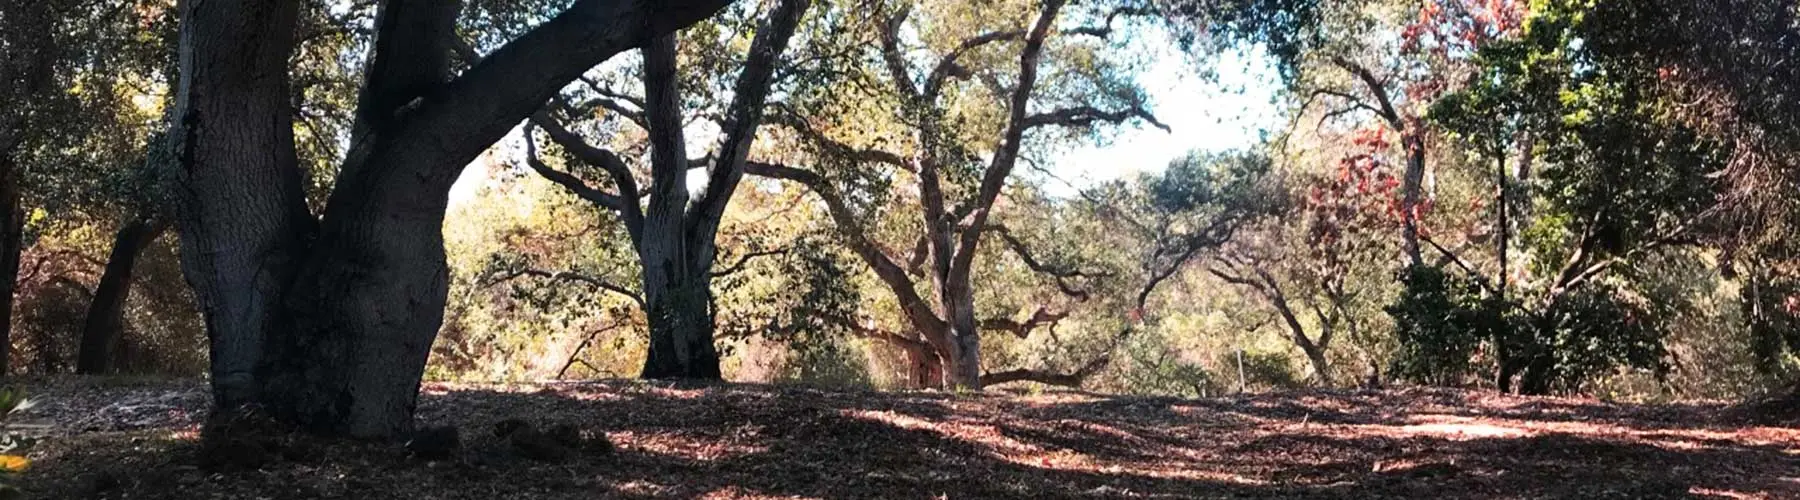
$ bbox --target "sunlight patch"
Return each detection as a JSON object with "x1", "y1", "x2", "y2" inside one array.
[
  {"x1": 1688, "y1": 486, "x2": 1770, "y2": 499},
  {"x1": 614, "y1": 430, "x2": 768, "y2": 462},
  {"x1": 1397, "y1": 422, "x2": 1533, "y2": 439}
]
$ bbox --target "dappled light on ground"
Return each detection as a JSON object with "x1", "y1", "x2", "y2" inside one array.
[{"x1": 11, "y1": 378, "x2": 1800, "y2": 499}]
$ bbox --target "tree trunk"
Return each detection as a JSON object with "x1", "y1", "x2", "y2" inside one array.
[
  {"x1": 639, "y1": 266, "x2": 721, "y2": 379},
  {"x1": 1495, "y1": 345, "x2": 1518, "y2": 393},
  {"x1": 1299, "y1": 343, "x2": 1333, "y2": 387},
  {"x1": 164, "y1": 0, "x2": 312, "y2": 410},
  {"x1": 75, "y1": 217, "x2": 167, "y2": 374},
  {"x1": 1400, "y1": 133, "x2": 1427, "y2": 268},
  {"x1": 0, "y1": 159, "x2": 21, "y2": 377},
  {"x1": 940, "y1": 276, "x2": 983, "y2": 389},
  {"x1": 900, "y1": 339, "x2": 944, "y2": 388},
  {"x1": 261, "y1": 170, "x2": 457, "y2": 437},
  {"x1": 168, "y1": 0, "x2": 734, "y2": 439}
]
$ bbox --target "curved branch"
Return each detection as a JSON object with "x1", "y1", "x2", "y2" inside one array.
[
  {"x1": 746, "y1": 161, "x2": 946, "y2": 334},
  {"x1": 529, "y1": 111, "x2": 645, "y2": 241},
  {"x1": 923, "y1": 30, "x2": 1025, "y2": 98},
  {"x1": 1023, "y1": 105, "x2": 1169, "y2": 133},
  {"x1": 1328, "y1": 57, "x2": 1403, "y2": 129},
  {"x1": 393, "y1": 0, "x2": 734, "y2": 186},
  {"x1": 877, "y1": 5, "x2": 920, "y2": 99},
  {"x1": 766, "y1": 105, "x2": 911, "y2": 170},
  {"x1": 951, "y1": 0, "x2": 1068, "y2": 279},
  {"x1": 979, "y1": 306, "x2": 1067, "y2": 339},
  {"x1": 690, "y1": 0, "x2": 812, "y2": 239},
  {"x1": 984, "y1": 223, "x2": 1106, "y2": 299},
  {"x1": 711, "y1": 248, "x2": 789, "y2": 278},
  {"x1": 523, "y1": 123, "x2": 630, "y2": 212},
  {"x1": 568, "y1": 95, "x2": 647, "y2": 129},
  {"x1": 485, "y1": 268, "x2": 645, "y2": 308}
]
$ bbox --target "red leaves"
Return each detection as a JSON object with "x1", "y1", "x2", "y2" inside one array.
[{"x1": 1304, "y1": 127, "x2": 1407, "y2": 257}]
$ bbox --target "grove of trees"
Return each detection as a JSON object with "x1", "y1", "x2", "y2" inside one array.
[{"x1": 1, "y1": 0, "x2": 1796, "y2": 440}]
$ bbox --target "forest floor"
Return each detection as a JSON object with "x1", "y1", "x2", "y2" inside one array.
[{"x1": 5, "y1": 377, "x2": 1798, "y2": 499}]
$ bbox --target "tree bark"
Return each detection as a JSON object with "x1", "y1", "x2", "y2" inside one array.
[
  {"x1": 165, "y1": 0, "x2": 312, "y2": 409},
  {"x1": 75, "y1": 217, "x2": 168, "y2": 374},
  {"x1": 0, "y1": 158, "x2": 20, "y2": 377},
  {"x1": 639, "y1": 273, "x2": 720, "y2": 379},
  {"x1": 169, "y1": 0, "x2": 734, "y2": 438},
  {"x1": 901, "y1": 339, "x2": 945, "y2": 388},
  {"x1": 1400, "y1": 133, "x2": 1426, "y2": 268},
  {"x1": 939, "y1": 277, "x2": 983, "y2": 389}
]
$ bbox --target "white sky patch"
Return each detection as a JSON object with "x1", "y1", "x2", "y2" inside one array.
[{"x1": 1044, "y1": 40, "x2": 1286, "y2": 195}]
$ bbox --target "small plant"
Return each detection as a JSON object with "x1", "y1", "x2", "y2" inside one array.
[{"x1": 0, "y1": 387, "x2": 38, "y2": 497}]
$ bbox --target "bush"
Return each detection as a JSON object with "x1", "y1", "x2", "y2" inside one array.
[{"x1": 1386, "y1": 266, "x2": 1498, "y2": 386}]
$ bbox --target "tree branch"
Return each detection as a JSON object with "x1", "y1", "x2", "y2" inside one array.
[
  {"x1": 689, "y1": 0, "x2": 812, "y2": 240},
  {"x1": 485, "y1": 267, "x2": 645, "y2": 308},
  {"x1": 877, "y1": 5, "x2": 920, "y2": 99},
  {"x1": 950, "y1": 0, "x2": 1069, "y2": 280},
  {"x1": 745, "y1": 161, "x2": 946, "y2": 334},
  {"x1": 1329, "y1": 56, "x2": 1403, "y2": 129},
  {"x1": 979, "y1": 306, "x2": 1067, "y2": 339},
  {"x1": 528, "y1": 112, "x2": 646, "y2": 242},
  {"x1": 984, "y1": 223, "x2": 1106, "y2": 299},
  {"x1": 765, "y1": 104, "x2": 911, "y2": 170},
  {"x1": 523, "y1": 123, "x2": 631, "y2": 212},
  {"x1": 923, "y1": 30, "x2": 1024, "y2": 98},
  {"x1": 1023, "y1": 105, "x2": 1169, "y2": 133},
  {"x1": 383, "y1": 0, "x2": 734, "y2": 187},
  {"x1": 711, "y1": 248, "x2": 789, "y2": 278}
]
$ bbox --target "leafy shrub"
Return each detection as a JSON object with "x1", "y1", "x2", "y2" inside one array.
[{"x1": 1386, "y1": 265, "x2": 1498, "y2": 386}]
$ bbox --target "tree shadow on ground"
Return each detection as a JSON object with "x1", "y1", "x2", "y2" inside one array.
[{"x1": 16, "y1": 380, "x2": 1800, "y2": 499}]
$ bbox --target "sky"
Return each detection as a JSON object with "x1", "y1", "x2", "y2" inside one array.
[{"x1": 1040, "y1": 36, "x2": 1286, "y2": 195}]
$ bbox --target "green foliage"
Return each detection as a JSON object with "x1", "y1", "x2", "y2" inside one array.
[
  {"x1": 1386, "y1": 265, "x2": 1497, "y2": 386},
  {"x1": 1228, "y1": 349, "x2": 1304, "y2": 391},
  {"x1": 1522, "y1": 282, "x2": 1669, "y2": 393},
  {"x1": 1743, "y1": 272, "x2": 1800, "y2": 378},
  {"x1": 1158, "y1": 0, "x2": 1324, "y2": 78},
  {"x1": 1387, "y1": 263, "x2": 1673, "y2": 393}
]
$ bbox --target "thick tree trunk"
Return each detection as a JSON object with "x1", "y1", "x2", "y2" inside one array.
[
  {"x1": 0, "y1": 160, "x2": 20, "y2": 377},
  {"x1": 1298, "y1": 343, "x2": 1333, "y2": 387},
  {"x1": 639, "y1": 267, "x2": 721, "y2": 379},
  {"x1": 165, "y1": 0, "x2": 311, "y2": 409},
  {"x1": 901, "y1": 341, "x2": 945, "y2": 389},
  {"x1": 169, "y1": 0, "x2": 733, "y2": 439},
  {"x1": 268, "y1": 190, "x2": 451, "y2": 437},
  {"x1": 75, "y1": 217, "x2": 167, "y2": 374},
  {"x1": 940, "y1": 278, "x2": 983, "y2": 389}
]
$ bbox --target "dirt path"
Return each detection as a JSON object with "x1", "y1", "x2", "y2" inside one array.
[{"x1": 9, "y1": 378, "x2": 1798, "y2": 499}]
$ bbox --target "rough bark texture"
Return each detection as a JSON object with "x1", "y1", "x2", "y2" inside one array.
[
  {"x1": 75, "y1": 217, "x2": 167, "y2": 374},
  {"x1": 1400, "y1": 134, "x2": 1426, "y2": 267},
  {"x1": 165, "y1": 0, "x2": 312, "y2": 409},
  {"x1": 1, "y1": 0, "x2": 60, "y2": 378},
  {"x1": 169, "y1": 0, "x2": 733, "y2": 438},
  {"x1": 0, "y1": 160, "x2": 20, "y2": 377}
]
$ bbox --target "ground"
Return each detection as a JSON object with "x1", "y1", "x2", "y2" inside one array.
[{"x1": 6, "y1": 377, "x2": 1798, "y2": 499}]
